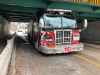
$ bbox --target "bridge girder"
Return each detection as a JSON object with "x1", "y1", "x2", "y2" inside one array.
[{"x1": 0, "y1": 0, "x2": 99, "y2": 21}]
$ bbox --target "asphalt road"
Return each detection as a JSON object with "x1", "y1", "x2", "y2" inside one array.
[{"x1": 9, "y1": 43, "x2": 100, "y2": 75}]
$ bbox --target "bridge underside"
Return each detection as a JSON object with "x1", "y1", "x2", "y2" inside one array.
[{"x1": 0, "y1": 0, "x2": 100, "y2": 21}]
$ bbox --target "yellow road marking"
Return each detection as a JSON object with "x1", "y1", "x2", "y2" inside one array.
[{"x1": 74, "y1": 54, "x2": 100, "y2": 69}]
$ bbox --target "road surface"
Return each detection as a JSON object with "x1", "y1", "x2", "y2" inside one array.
[{"x1": 8, "y1": 42, "x2": 100, "y2": 75}]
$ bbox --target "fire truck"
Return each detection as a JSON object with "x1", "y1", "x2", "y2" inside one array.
[{"x1": 30, "y1": 9, "x2": 88, "y2": 54}]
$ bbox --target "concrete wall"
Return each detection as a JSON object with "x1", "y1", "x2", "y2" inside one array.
[
  {"x1": 80, "y1": 21, "x2": 100, "y2": 44},
  {"x1": 0, "y1": 37, "x2": 14, "y2": 75}
]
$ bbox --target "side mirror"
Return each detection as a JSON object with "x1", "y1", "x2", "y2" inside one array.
[
  {"x1": 78, "y1": 19, "x2": 88, "y2": 32},
  {"x1": 33, "y1": 22, "x2": 39, "y2": 32},
  {"x1": 83, "y1": 19, "x2": 88, "y2": 29}
]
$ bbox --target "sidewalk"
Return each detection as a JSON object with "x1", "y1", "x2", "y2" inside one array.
[{"x1": 84, "y1": 43, "x2": 100, "y2": 49}]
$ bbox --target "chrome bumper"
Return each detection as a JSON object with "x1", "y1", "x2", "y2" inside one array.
[{"x1": 37, "y1": 43, "x2": 84, "y2": 54}]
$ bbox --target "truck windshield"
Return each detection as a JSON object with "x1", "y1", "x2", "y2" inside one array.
[{"x1": 39, "y1": 15, "x2": 76, "y2": 28}]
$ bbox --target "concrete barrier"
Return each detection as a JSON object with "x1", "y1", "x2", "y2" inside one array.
[
  {"x1": 8, "y1": 43, "x2": 16, "y2": 75},
  {"x1": 0, "y1": 37, "x2": 14, "y2": 75}
]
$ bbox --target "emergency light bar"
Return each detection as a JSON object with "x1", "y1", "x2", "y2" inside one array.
[{"x1": 47, "y1": 9, "x2": 72, "y2": 12}]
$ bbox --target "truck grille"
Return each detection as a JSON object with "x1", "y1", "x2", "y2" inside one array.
[{"x1": 55, "y1": 30, "x2": 72, "y2": 45}]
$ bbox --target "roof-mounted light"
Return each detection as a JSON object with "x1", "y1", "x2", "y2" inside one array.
[{"x1": 47, "y1": 9, "x2": 72, "y2": 12}]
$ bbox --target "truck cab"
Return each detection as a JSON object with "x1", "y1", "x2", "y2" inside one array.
[{"x1": 31, "y1": 9, "x2": 88, "y2": 54}]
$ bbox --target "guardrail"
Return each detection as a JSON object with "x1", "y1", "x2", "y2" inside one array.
[{"x1": 0, "y1": 37, "x2": 14, "y2": 75}]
